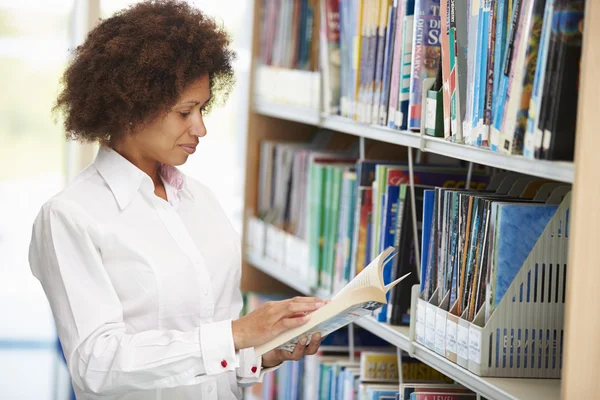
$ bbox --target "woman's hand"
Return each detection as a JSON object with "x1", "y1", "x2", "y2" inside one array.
[
  {"x1": 261, "y1": 332, "x2": 323, "y2": 368},
  {"x1": 231, "y1": 296, "x2": 326, "y2": 350}
]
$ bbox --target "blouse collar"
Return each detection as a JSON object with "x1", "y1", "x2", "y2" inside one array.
[{"x1": 94, "y1": 146, "x2": 193, "y2": 210}]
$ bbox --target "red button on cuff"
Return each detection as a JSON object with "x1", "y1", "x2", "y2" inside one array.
[
  {"x1": 251, "y1": 366, "x2": 257, "y2": 373},
  {"x1": 221, "y1": 360, "x2": 228, "y2": 368}
]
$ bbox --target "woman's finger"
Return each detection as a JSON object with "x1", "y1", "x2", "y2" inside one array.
[
  {"x1": 289, "y1": 337, "x2": 308, "y2": 361},
  {"x1": 304, "y1": 332, "x2": 321, "y2": 355},
  {"x1": 276, "y1": 315, "x2": 311, "y2": 331},
  {"x1": 288, "y1": 297, "x2": 326, "y2": 303},
  {"x1": 286, "y1": 301, "x2": 325, "y2": 315}
]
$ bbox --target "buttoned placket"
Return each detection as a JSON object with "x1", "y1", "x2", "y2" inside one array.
[
  {"x1": 150, "y1": 194, "x2": 220, "y2": 399},
  {"x1": 151, "y1": 195, "x2": 215, "y2": 319}
]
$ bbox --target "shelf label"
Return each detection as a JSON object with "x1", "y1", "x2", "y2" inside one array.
[
  {"x1": 469, "y1": 326, "x2": 482, "y2": 363},
  {"x1": 416, "y1": 301, "x2": 426, "y2": 344},
  {"x1": 435, "y1": 309, "x2": 447, "y2": 355},
  {"x1": 457, "y1": 324, "x2": 469, "y2": 360},
  {"x1": 446, "y1": 319, "x2": 458, "y2": 354},
  {"x1": 425, "y1": 304, "x2": 437, "y2": 350}
]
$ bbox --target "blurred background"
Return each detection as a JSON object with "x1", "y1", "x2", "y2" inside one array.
[{"x1": 0, "y1": 0, "x2": 251, "y2": 397}]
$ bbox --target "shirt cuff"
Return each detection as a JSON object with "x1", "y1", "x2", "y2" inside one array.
[
  {"x1": 236, "y1": 347, "x2": 283, "y2": 386},
  {"x1": 199, "y1": 319, "x2": 237, "y2": 376}
]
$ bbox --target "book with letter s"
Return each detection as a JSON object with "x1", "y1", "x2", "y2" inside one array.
[{"x1": 254, "y1": 246, "x2": 410, "y2": 357}]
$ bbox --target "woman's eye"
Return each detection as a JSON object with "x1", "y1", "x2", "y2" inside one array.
[{"x1": 179, "y1": 112, "x2": 190, "y2": 118}]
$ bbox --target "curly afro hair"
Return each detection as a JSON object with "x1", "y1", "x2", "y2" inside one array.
[{"x1": 54, "y1": 0, "x2": 236, "y2": 143}]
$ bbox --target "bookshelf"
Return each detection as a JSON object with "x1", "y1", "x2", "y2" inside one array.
[
  {"x1": 241, "y1": 0, "x2": 599, "y2": 399},
  {"x1": 245, "y1": 251, "x2": 560, "y2": 400},
  {"x1": 253, "y1": 99, "x2": 575, "y2": 183}
]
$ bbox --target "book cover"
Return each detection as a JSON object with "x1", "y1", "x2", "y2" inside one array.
[
  {"x1": 449, "y1": 0, "x2": 469, "y2": 143},
  {"x1": 408, "y1": 0, "x2": 442, "y2": 131},
  {"x1": 536, "y1": 0, "x2": 566, "y2": 158},
  {"x1": 496, "y1": 0, "x2": 534, "y2": 153},
  {"x1": 502, "y1": 0, "x2": 547, "y2": 155},
  {"x1": 542, "y1": 0, "x2": 584, "y2": 161},
  {"x1": 489, "y1": 0, "x2": 523, "y2": 151},
  {"x1": 420, "y1": 190, "x2": 436, "y2": 293},
  {"x1": 488, "y1": 202, "x2": 558, "y2": 318},
  {"x1": 390, "y1": 186, "x2": 427, "y2": 325}
]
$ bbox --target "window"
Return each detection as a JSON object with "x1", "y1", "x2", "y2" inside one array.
[{"x1": 0, "y1": 1, "x2": 74, "y2": 398}]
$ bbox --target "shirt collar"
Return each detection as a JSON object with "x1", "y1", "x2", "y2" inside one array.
[{"x1": 94, "y1": 146, "x2": 193, "y2": 210}]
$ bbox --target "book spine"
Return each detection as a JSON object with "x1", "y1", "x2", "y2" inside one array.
[
  {"x1": 372, "y1": 0, "x2": 392, "y2": 124},
  {"x1": 490, "y1": 0, "x2": 509, "y2": 130},
  {"x1": 408, "y1": 0, "x2": 442, "y2": 131},
  {"x1": 378, "y1": 3, "x2": 397, "y2": 126},
  {"x1": 524, "y1": 0, "x2": 555, "y2": 159},
  {"x1": 322, "y1": 0, "x2": 341, "y2": 115},
  {"x1": 395, "y1": 1, "x2": 416, "y2": 130},
  {"x1": 387, "y1": 0, "x2": 406, "y2": 128},
  {"x1": 321, "y1": 166, "x2": 333, "y2": 291},
  {"x1": 366, "y1": 0, "x2": 383, "y2": 122},
  {"x1": 440, "y1": 0, "x2": 452, "y2": 139},
  {"x1": 482, "y1": 0, "x2": 497, "y2": 148},
  {"x1": 478, "y1": 0, "x2": 493, "y2": 147}
]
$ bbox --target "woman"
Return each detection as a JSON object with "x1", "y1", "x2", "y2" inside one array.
[{"x1": 28, "y1": 1, "x2": 324, "y2": 399}]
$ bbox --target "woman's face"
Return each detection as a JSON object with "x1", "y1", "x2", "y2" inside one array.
[{"x1": 126, "y1": 74, "x2": 211, "y2": 167}]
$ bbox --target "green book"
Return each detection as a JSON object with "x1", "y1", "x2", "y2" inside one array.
[
  {"x1": 327, "y1": 167, "x2": 344, "y2": 292},
  {"x1": 321, "y1": 166, "x2": 334, "y2": 291},
  {"x1": 308, "y1": 163, "x2": 326, "y2": 288}
]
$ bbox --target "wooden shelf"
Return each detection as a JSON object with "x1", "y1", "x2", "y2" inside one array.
[
  {"x1": 245, "y1": 251, "x2": 560, "y2": 400},
  {"x1": 252, "y1": 99, "x2": 575, "y2": 183}
]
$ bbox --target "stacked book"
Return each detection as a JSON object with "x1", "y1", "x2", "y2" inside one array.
[{"x1": 258, "y1": 0, "x2": 586, "y2": 161}]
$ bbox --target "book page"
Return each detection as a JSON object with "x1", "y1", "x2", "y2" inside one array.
[
  {"x1": 274, "y1": 301, "x2": 385, "y2": 353},
  {"x1": 333, "y1": 247, "x2": 396, "y2": 299}
]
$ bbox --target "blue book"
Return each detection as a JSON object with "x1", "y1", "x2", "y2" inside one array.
[
  {"x1": 524, "y1": 0, "x2": 555, "y2": 158},
  {"x1": 420, "y1": 190, "x2": 436, "y2": 293},
  {"x1": 477, "y1": 0, "x2": 492, "y2": 146},
  {"x1": 471, "y1": 1, "x2": 483, "y2": 141},
  {"x1": 367, "y1": 388, "x2": 399, "y2": 400},
  {"x1": 492, "y1": 0, "x2": 510, "y2": 108},
  {"x1": 394, "y1": 0, "x2": 416, "y2": 130},
  {"x1": 378, "y1": 3, "x2": 397, "y2": 125},
  {"x1": 490, "y1": 0, "x2": 523, "y2": 151},
  {"x1": 488, "y1": 202, "x2": 557, "y2": 318}
]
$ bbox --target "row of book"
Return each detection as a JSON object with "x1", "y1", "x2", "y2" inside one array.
[
  {"x1": 420, "y1": 181, "x2": 569, "y2": 325},
  {"x1": 243, "y1": 293, "x2": 477, "y2": 400},
  {"x1": 259, "y1": 0, "x2": 586, "y2": 161},
  {"x1": 255, "y1": 134, "x2": 570, "y2": 327},
  {"x1": 259, "y1": 0, "x2": 319, "y2": 71}
]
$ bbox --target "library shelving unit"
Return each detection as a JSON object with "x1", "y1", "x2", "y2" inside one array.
[{"x1": 241, "y1": 1, "x2": 600, "y2": 399}]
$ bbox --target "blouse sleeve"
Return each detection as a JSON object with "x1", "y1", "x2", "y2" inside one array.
[
  {"x1": 28, "y1": 200, "x2": 238, "y2": 396},
  {"x1": 225, "y1": 229, "x2": 283, "y2": 386}
]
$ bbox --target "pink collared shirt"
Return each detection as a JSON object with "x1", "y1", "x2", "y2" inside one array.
[{"x1": 28, "y1": 146, "x2": 270, "y2": 400}]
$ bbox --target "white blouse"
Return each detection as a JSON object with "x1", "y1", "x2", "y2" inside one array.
[{"x1": 29, "y1": 146, "x2": 269, "y2": 400}]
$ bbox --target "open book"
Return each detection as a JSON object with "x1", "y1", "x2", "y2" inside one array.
[{"x1": 255, "y1": 247, "x2": 410, "y2": 357}]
